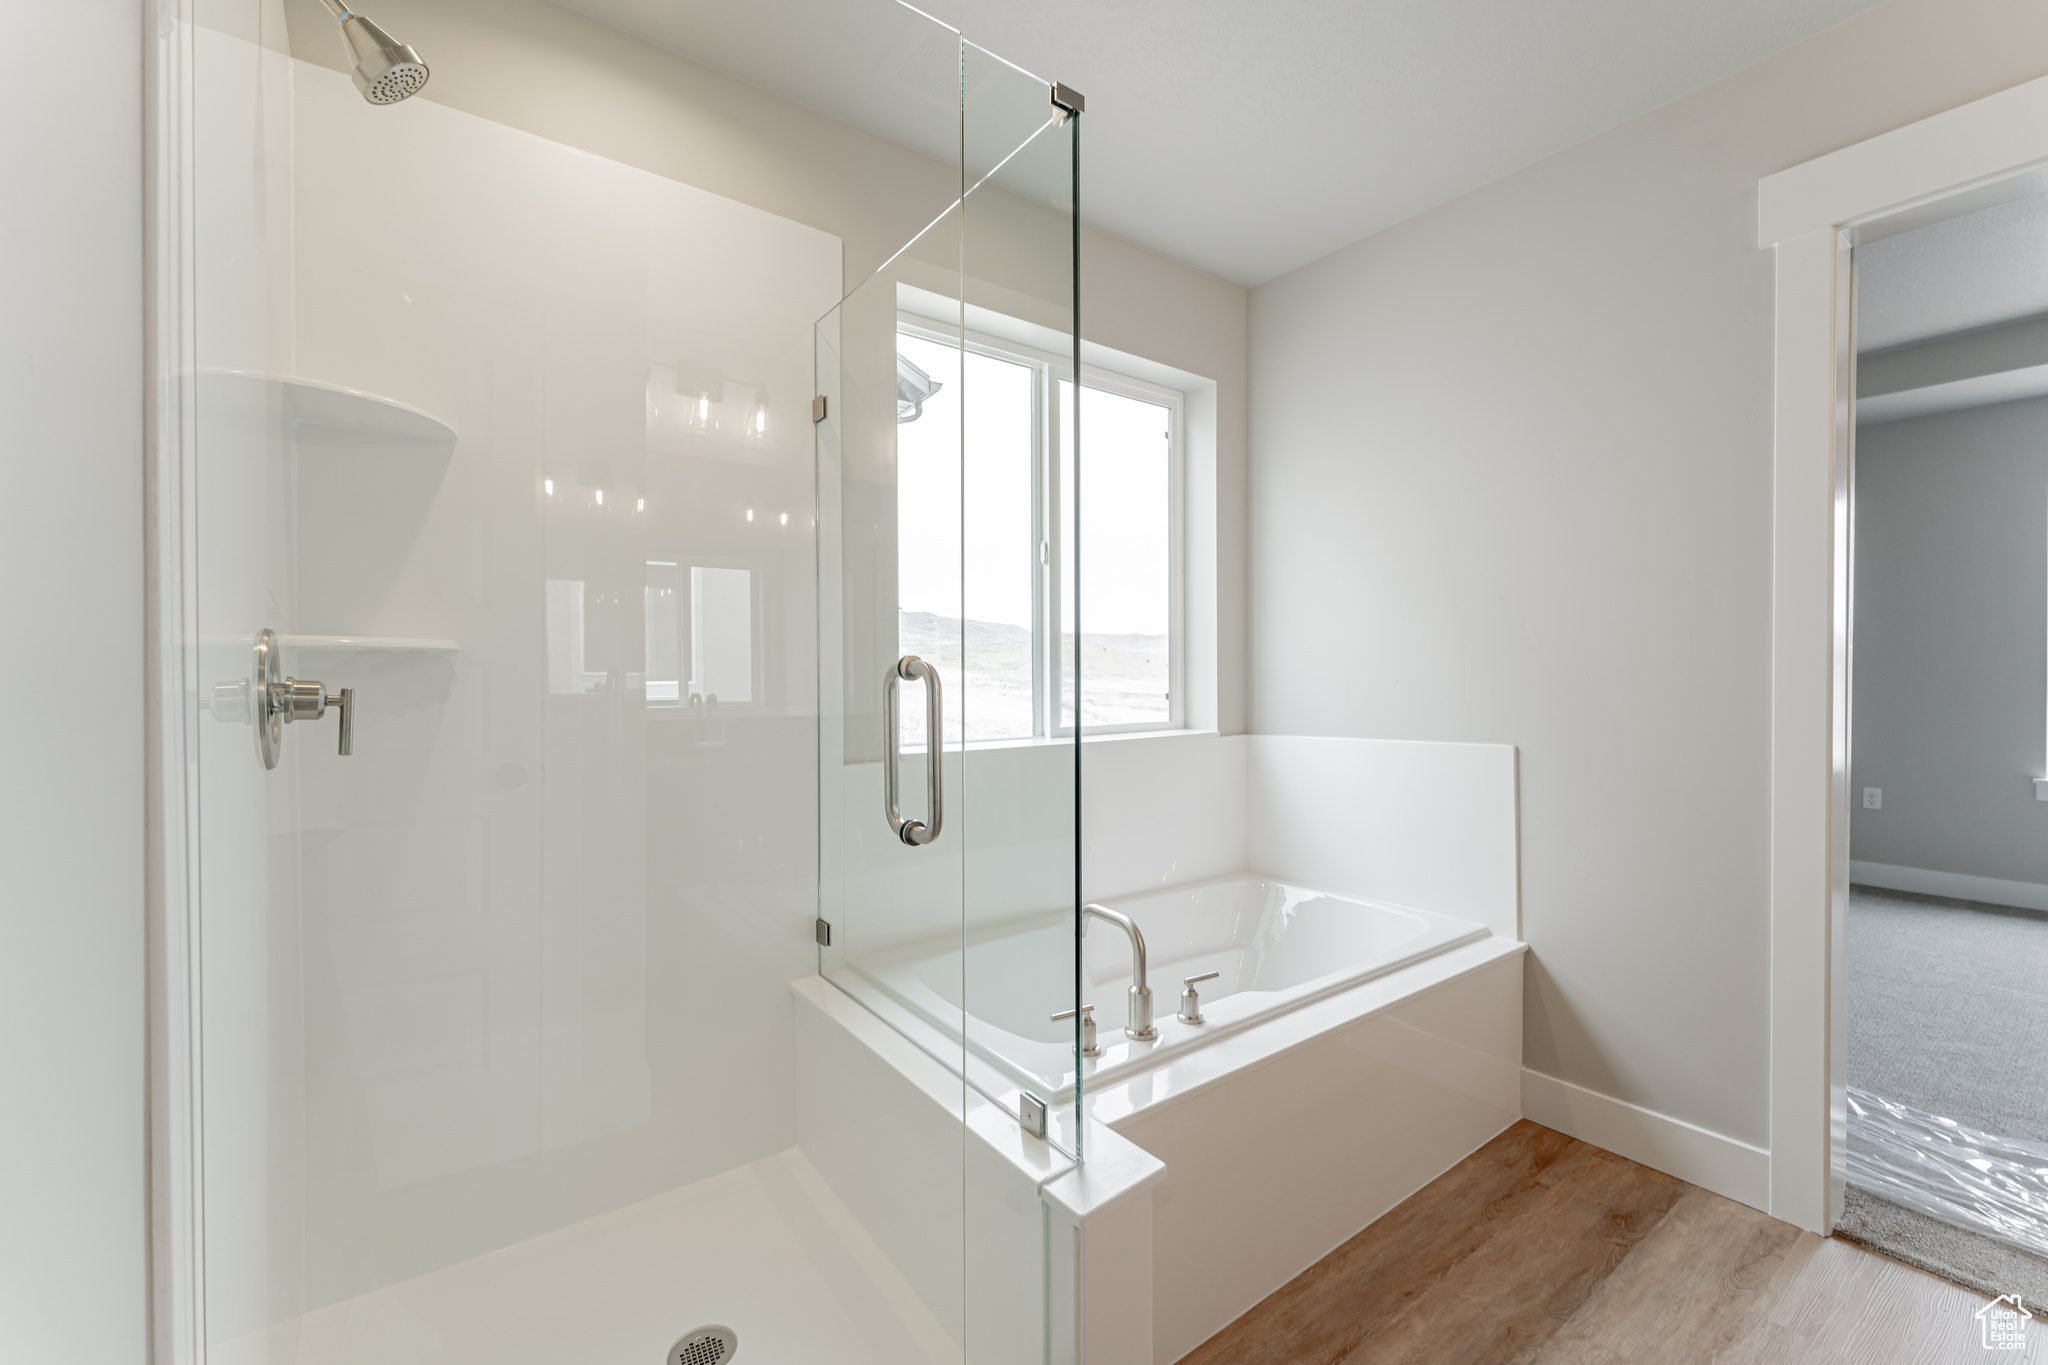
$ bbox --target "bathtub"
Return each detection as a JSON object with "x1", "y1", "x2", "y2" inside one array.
[{"x1": 846, "y1": 874, "x2": 1490, "y2": 1107}]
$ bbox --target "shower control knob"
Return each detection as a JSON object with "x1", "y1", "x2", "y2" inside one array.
[
  {"x1": 270, "y1": 678, "x2": 354, "y2": 756},
  {"x1": 253, "y1": 628, "x2": 356, "y2": 769}
]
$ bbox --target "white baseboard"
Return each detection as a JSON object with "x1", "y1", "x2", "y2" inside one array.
[
  {"x1": 1849, "y1": 860, "x2": 2048, "y2": 913},
  {"x1": 1520, "y1": 1068, "x2": 1770, "y2": 1213}
]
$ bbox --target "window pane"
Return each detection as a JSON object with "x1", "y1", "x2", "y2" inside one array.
[
  {"x1": 896, "y1": 332, "x2": 962, "y2": 748},
  {"x1": 689, "y1": 565, "x2": 752, "y2": 704},
  {"x1": 644, "y1": 561, "x2": 682, "y2": 704},
  {"x1": 1060, "y1": 381, "x2": 1171, "y2": 730},
  {"x1": 897, "y1": 331, "x2": 1036, "y2": 743}
]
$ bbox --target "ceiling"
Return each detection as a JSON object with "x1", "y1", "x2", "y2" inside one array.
[
  {"x1": 559, "y1": 0, "x2": 1888, "y2": 288},
  {"x1": 1857, "y1": 192, "x2": 2048, "y2": 352}
]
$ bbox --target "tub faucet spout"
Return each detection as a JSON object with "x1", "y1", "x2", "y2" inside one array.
[{"x1": 1083, "y1": 903, "x2": 1158, "y2": 1042}]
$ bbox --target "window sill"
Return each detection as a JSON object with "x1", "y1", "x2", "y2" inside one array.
[
  {"x1": 938, "y1": 727, "x2": 1219, "y2": 754},
  {"x1": 1080, "y1": 727, "x2": 1218, "y2": 747}
]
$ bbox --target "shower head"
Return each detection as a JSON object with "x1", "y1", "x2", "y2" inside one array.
[{"x1": 317, "y1": 0, "x2": 430, "y2": 105}]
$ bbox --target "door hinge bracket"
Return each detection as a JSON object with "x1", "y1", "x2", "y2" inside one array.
[
  {"x1": 815, "y1": 918, "x2": 832, "y2": 947},
  {"x1": 1018, "y1": 1091, "x2": 1048, "y2": 1139}
]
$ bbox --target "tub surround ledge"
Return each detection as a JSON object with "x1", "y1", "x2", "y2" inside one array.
[
  {"x1": 1116, "y1": 939, "x2": 1527, "y2": 1365},
  {"x1": 796, "y1": 934, "x2": 1527, "y2": 1365}
]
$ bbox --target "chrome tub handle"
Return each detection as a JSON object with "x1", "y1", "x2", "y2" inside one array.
[{"x1": 883, "y1": 654, "x2": 943, "y2": 846}]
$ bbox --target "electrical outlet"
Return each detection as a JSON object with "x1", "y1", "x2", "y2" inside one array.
[{"x1": 1863, "y1": 787, "x2": 1882, "y2": 809}]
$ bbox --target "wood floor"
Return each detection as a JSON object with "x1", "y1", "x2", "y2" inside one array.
[{"x1": 1181, "y1": 1120, "x2": 2047, "y2": 1365}]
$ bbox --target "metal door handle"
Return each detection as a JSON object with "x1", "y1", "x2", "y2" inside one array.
[
  {"x1": 883, "y1": 654, "x2": 942, "y2": 846},
  {"x1": 254, "y1": 627, "x2": 356, "y2": 769}
]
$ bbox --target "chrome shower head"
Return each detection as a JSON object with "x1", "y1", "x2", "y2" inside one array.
[{"x1": 318, "y1": 0, "x2": 429, "y2": 105}]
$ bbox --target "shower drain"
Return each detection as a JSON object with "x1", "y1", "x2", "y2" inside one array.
[{"x1": 668, "y1": 1325, "x2": 738, "y2": 1365}]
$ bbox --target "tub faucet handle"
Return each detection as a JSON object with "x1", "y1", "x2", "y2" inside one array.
[
  {"x1": 1052, "y1": 1004, "x2": 1100, "y2": 1058},
  {"x1": 1178, "y1": 971, "x2": 1221, "y2": 1025}
]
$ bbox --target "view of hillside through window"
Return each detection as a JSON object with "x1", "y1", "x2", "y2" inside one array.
[
  {"x1": 1060, "y1": 379, "x2": 1171, "y2": 731},
  {"x1": 896, "y1": 330, "x2": 1172, "y2": 744}
]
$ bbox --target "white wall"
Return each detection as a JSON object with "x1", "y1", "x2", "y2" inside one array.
[
  {"x1": 1851, "y1": 396, "x2": 2048, "y2": 892},
  {"x1": 281, "y1": 0, "x2": 1251, "y2": 733},
  {"x1": 1082, "y1": 732, "x2": 1519, "y2": 944},
  {"x1": 1248, "y1": 0, "x2": 2048, "y2": 1159},
  {"x1": 0, "y1": 1, "x2": 147, "y2": 1361}
]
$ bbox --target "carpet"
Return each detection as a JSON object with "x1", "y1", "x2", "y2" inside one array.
[
  {"x1": 1835, "y1": 1183, "x2": 2048, "y2": 1304},
  {"x1": 1845, "y1": 884, "x2": 2048, "y2": 1293}
]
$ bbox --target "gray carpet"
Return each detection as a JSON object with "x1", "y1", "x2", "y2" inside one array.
[
  {"x1": 1845, "y1": 884, "x2": 2048, "y2": 1289},
  {"x1": 1835, "y1": 1183, "x2": 2048, "y2": 1304},
  {"x1": 1849, "y1": 885, "x2": 2048, "y2": 1136}
]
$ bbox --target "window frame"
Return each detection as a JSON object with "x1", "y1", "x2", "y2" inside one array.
[
  {"x1": 641, "y1": 554, "x2": 766, "y2": 713},
  {"x1": 894, "y1": 313, "x2": 1184, "y2": 743}
]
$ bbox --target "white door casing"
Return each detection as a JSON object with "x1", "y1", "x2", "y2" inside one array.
[{"x1": 1760, "y1": 70, "x2": 2048, "y2": 1234}]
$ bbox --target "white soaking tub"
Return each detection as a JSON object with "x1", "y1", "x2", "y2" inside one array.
[{"x1": 848, "y1": 874, "x2": 1490, "y2": 1105}]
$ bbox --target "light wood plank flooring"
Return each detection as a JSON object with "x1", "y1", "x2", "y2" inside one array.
[{"x1": 1181, "y1": 1120, "x2": 2047, "y2": 1364}]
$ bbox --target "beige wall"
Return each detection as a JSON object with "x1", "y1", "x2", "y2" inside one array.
[
  {"x1": 285, "y1": 0, "x2": 1250, "y2": 731},
  {"x1": 1248, "y1": 0, "x2": 2048, "y2": 1152}
]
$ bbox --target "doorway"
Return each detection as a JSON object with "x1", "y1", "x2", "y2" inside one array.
[{"x1": 1840, "y1": 192, "x2": 2048, "y2": 1295}]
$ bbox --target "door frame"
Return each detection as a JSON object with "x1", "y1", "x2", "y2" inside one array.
[
  {"x1": 1761, "y1": 70, "x2": 2048, "y2": 1234},
  {"x1": 143, "y1": 4, "x2": 204, "y2": 1363}
]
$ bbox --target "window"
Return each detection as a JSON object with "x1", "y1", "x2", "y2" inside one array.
[
  {"x1": 1060, "y1": 380, "x2": 1174, "y2": 732},
  {"x1": 643, "y1": 560, "x2": 755, "y2": 706},
  {"x1": 896, "y1": 319, "x2": 1181, "y2": 743}
]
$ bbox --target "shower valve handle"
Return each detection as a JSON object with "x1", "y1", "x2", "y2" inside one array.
[
  {"x1": 253, "y1": 628, "x2": 355, "y2": 769},
  {"x1": 329, "y1": 687, "x2": 355, "y2": 756},
  {"x1": 270, "y1": 679, "x2": 355, "y2": 756}
]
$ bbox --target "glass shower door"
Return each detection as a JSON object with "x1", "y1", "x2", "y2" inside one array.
[
  {"x1": 816, "y1": 67, "x2": 1085, "y2": 1114},
  {"x1": 814, "y1": 31, "x2": 1084, "y2": 1363}
]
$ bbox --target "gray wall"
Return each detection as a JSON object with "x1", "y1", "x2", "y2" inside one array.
[
  {"x1": 1852, "y1": 397, "x2": 2048, "y2": 885},
  {"x1": 1248, "y1": 0, "x2": 2048, "y2": 1151},
  {"x1": 0, "y1": 1, "x2": 147, "y2": 1361}
]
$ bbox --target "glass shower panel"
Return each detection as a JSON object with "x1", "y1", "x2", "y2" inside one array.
[
  {"x1": 815, "y1": 178, "x2": 974, "y2": 1349},
  {"x1": 818, "y1": 49, "x2": 1087, "y2": 1125},
  {"x1": 816, "y1": 199, "x2": 968, "y2": 1070},
  {"x1": 960, "y1": 41, "x2": 1083, "y2": 1148},
  {"x1": 816, "y1": 31, "x2": 1085, "y2": 1365},
  {"x1": 958, "y1": 42, "x2": 1084, "y2": 1364}
]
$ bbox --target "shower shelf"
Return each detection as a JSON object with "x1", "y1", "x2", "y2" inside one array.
[
  {"x1": 197, "y1": 369, "x2": 457, "y2": 444},
  {"x1": 280, "y1": 634, "x2": 459, "y2": 654}
]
